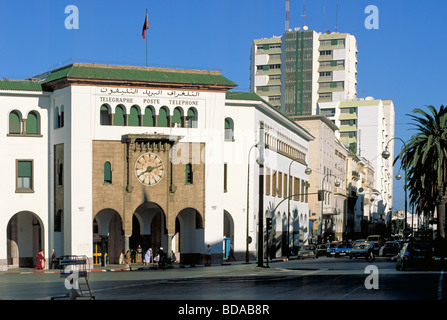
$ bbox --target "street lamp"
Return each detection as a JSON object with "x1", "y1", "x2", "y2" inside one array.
[
  {"x1": 245, "y1": 143, "x2": 258, "y2": 264},
  {"x1": 319, "y1": 173, "x2": 341, "y2": 242},
  {"x1": 382, "y1": 137, "x2": 408, "y2": 234}
]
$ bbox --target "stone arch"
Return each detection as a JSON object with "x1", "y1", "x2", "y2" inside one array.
[
  {"x1": 7, "y1": 211, "x2": 45, "y2": 268},
  {"x1": 175, "y1": 208, "x2": 204, "y2": 265},
  {"x1": 93, "y1": 209, "x2": 122, "y2": 264},
  {"x1": 132, "y1": 201, "x2": 167, "y2": 257}
]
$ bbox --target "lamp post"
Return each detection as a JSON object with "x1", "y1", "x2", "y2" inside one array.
[
  {"x1": 287, "y1": 162, "x2": 312, "y2": 258},
  {"x1": 382, "y1": 137, "x2": 408, "y2": 233},
  {"x1": 245, "y1": 143, "x2": 258, "y2": 264},
  {"x1": 320, "y1": 173, "x2": 340, "y2": 242}
]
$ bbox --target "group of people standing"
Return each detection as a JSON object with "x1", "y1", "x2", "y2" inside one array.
[{"x1": 121, "y1": 245, "x2": 171, "y2": 270}]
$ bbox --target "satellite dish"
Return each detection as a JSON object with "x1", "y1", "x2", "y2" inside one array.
[{"x1": 303, "y1": 25, "x2": 309, "y2": 30}]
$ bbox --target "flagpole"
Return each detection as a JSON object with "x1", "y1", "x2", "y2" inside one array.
[{"x1": 146, "y1": 9, "x2": 148, "y2": 67}]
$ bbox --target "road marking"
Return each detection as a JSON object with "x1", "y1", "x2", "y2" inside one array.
[
  {"x1": 338, "y1": 285, "x2": 362, "y2": 300},
  {"x1": 438, "y1": 270, "x2": 444, "y2": 300}
]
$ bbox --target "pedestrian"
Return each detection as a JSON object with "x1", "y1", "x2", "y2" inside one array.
[
  {"x1": 157, "y1": 247, "x2": 166, "y2": 269},
  {"x1": 171, "y1": 250, "x2": 176, "y2": 264},
  {"x1": 144, "y1": 248, "x2": 152, "y2": 266},
  {"x1": 205, "y1": 244, "x2": 211, "y2": 266},
  {"x1": 228, "y1": 243, "x2": 236, "y2": 261},
  {"x1": 137, "y1": 245, "x2": 143, "y2": 263},
  {"x1": 124, "y1": 249, "x2": 132, "y2": 271},
  {"x1": 368, "y1": 240, "x2": 375, "y2": 259},
  {"x1": 50, "y1": 249, "x2": 57, "y2": 269},
  {"x1": 119, "y1": 249, "x2": 125, "y2": 265},
  {"x1": 35, "y1": 250, "x2": 46, "y2": 271}
]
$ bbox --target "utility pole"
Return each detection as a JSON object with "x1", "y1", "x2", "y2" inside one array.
[{"x1": 257, "y1": 121, "x2": 265, "y2": 267}]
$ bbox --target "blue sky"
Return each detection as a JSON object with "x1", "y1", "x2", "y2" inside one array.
[{"x1": 1, "y1": 0, "x2": 446, "y2": 212}]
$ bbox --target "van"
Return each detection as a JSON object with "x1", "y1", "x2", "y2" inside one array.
[{"x1": 367, "y1": 235, "x2": 383, "y2": 245}]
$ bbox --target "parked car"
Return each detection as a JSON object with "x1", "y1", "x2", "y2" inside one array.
[
  {"x1": 316, "y1": 244, "x2": 328, "y2": 257},
  {"x1": 326, "y1": 242, "x2": 339, "y2": 257},
  {"x1": 379, "y1": 241, "x2": 401, "y2": 257},
  {"x1": 297, "y1": 245, "x2": 317, "y2": 259},
  {"x1": 350, "y1": 242, "x2": 375, "y2": 260},
  {"x1": 334, "y1": 243, "x2": 352, "y2": 257},
  {"x1": 395, "y1": 242, "x2": 434, "y2": 271}
]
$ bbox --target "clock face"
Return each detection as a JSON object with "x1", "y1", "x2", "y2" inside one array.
[{"x1": 135, "y1": 153, "x2": 165, "y2": 186}]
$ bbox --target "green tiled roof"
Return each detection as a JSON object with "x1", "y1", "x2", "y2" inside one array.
[
  {"x1": 0, "y1": 79, "x2": 43, "y2": 92},
  {"x1": 42, "y1": 63, "x2": 237, "y2": 88},
  {"x1": 225, "y1": 91, "x2": 268, "y2": 103}
]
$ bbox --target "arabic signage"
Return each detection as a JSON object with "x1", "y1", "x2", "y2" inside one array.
[{"x1": 97, "y1": 87, "x2": 201, "y2": 107}]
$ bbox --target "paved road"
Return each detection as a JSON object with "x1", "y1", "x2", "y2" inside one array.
[{"x1": 1, "y1": 257, "x2": 445, "y2": 302}]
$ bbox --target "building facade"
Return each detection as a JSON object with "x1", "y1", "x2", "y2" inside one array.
[
  {"x1": 250, "y1": 29, "x2": 357, "y2": 117},
  {"x1": 0, "y1": 63, "x2": 313, "y2": 270},
  {"x1": 293, "y1": 115, "x2": 348, "y2": 242},
  {"x1": 319, "y1": 98, "x2": 395, "y2": 234}
]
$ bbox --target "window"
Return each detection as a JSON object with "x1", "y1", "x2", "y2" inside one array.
[
  {"x1": 320, "y1": 50, "x2": 332, "y2": 56},
  {"x1": 100, "y1": 104, "x2": 112, "y2": 125},
  {"x1": 265, "y1": 168, "x2": 271, "y2": 196},
  {"x1": 9, "y1": 110, "x2": 22, "y2": 134},
  {"x1": 26, "y1": 111, "x2": 40, "y2": 135},
  {"x1": 272, "y1": 171, "x2": 277, "y2": 197},
  {"x1": 16, "y1": 160, "x2": 33, "y2": 192},
  {"x1": 185, "y1": 163, "x2": 193, "y2": 184},
  {"x1": 128, "y1": 105, "x2": 140, "y2": 126},
  {"x1": 104, "y1": 161, "x2": 112, "y2": 184},
  {"x1": 114, "y1": 105, "x2": 126, "y2": 126},
  {"x1": 172, "y1": 107, "x2": 183, "y2": 127},
  {"x1": 143, "y1": 106, "x2": 155, "y2": 127},
  {"x1": 294, "y1": 177, "x2": 300, "y2": 201},
  {"x1": 186, "y1": 107, "x2": 198, "y2": 128},
  {"x1": 58, "y1": 163, "x2": 63, "y2": 186},
  {"x1": 157, "y1": 106, "x2": 169, "y2": 127},
  {"x1": 223, "y1": 163, "x2": 228, "y2": 192},
  {"x1": 55, "y1": 106, "x2": 64, "y2": 128},
  {"x1": 319, "y1": 71, "x2": 332, "y2": 77},
  {"x1": 224, "y1": 117, "x2": 234, "y2": 141},
  {"x1": 54, "y1": 210, "x2": 62, "y2": 232}
]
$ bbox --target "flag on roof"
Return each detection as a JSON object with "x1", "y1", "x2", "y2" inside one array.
[{"x1": 142, "y1": 11, "x2": 149, "y2": 39}]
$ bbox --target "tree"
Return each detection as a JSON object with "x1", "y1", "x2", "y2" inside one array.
[{"x1": 397, "y1": 105, "x2": 447, "y2": 243}]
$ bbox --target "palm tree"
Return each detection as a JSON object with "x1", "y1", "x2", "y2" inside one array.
[{"x1": 396, "y1": 105, "x2": 447, "y2": 244}]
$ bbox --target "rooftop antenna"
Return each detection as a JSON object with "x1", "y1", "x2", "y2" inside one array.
[
  {"x1": 302, "y1": 0, "x2": 307, "y2": 27},
  {"x1": 335, "y1": 2, "x2": 338, "y2": 32},
  {"x1": 323, "y1": 0, "x2": 326, "y2": 31},
  {"x1": 285, "y1": 0, "x2": 290, "y2": 32}
]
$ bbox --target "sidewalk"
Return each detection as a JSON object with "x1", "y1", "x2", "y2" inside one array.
[{"x1": 0, "y1": 256, "x2": 297, "y2": 274}]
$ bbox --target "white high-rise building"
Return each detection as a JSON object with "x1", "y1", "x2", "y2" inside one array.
[
  {"x1": 319, "y1": 98, "x2": 395, "y2": 216},
  {"x1": 250, "y1": 29, "x2": 358, "y2": 117}
]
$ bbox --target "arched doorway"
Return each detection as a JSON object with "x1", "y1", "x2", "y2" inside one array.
[
  {"x1": 132, "y1": 202, "x2": 167, "y2": 259},
  {"x1": 7, "y1": 212, "x2": 44, "y2": 268},
  {"x1": 223, "y1": 210, "x2": 234, "y2": 260},
  {"x1": 175, "y1": 208, "x2": 203, "y2": 265},
  {"x1": 93, "y1": 209, "x2": 122, "y2": 265}
]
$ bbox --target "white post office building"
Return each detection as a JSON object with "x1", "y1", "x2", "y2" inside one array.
[{"x1": 0, "y1": 63, "x2": 313, "y2": 270}]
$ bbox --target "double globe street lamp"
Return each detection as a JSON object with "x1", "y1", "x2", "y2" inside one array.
[{"x1": 381, "y1": 137, "x2": 409, "y2": 233}]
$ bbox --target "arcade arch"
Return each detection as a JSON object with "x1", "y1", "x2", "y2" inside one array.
[{"x1": 6, "y1": 211, "x2": 44, "y2": 268}]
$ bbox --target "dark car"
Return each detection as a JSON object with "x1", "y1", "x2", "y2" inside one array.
[
  {"x1": 326, "y1": 243, "x2": 339, "y2": 257},
  {"x1": 379, "y1": 241, "x2": 401, "y2": 257},
  {"x1": 395, "y1": 242, "x2": 434, "y2": 271},
  {"x1": 297, "y1": 245, "x2": 317, "y2": 259},
  {"x1": 334, "y1": 243, "x2": 352, "y2": 257},
  {"x1": 350, "y1": 242, "x2": 374, "y2": 260},
  {"x1": 316, "y1": 244, "x2": 328, "y2": 257}
]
